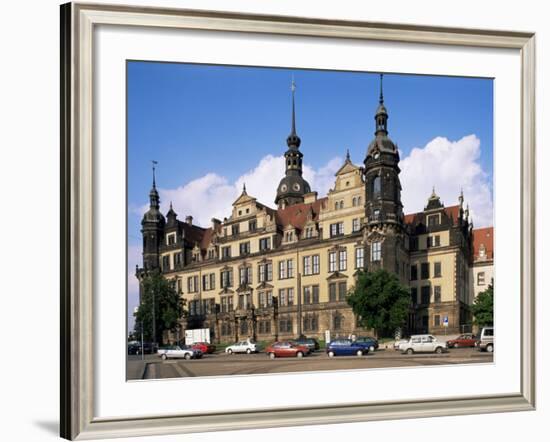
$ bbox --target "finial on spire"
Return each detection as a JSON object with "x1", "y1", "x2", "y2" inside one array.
[
  {"x1": 169, "y1": 201, "x2": 173, "y2": 210},
  {"x1": 242, "y1": 182, "x2": 247, "y2": 194},
  {"x1": 291, "y1": 76, "x2": 297, "y2": 136},
  {"x1": 346, "y1": 149, "x2": 351, "y2": 162},
  {"x1": 151, "y1": 160, "x2": 158, "y2": 188},
  {"x1": 379, "y1": 73, "x2": 384, "y2": 104}
]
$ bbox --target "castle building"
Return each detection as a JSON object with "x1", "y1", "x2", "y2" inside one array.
[{"x1": 136, "y1": 76, "x2": 494, "y2": 342}]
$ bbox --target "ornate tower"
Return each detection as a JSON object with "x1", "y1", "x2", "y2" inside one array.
[
  {"x1": 363, "y1": 75, "x2": 408, "y2": 277},
  {"x1": 141, "y1": 161, "x2": 165, "y2": 271},
  {"x1": 275, "y1": 78, "x2": 311, "y2": 208}
]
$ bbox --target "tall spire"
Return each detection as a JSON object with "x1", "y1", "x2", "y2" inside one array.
[
  {"x1": 375, "y1": 73, "x2": 388, "y2": 136},
  {"x1": 149, "y1": 160, "x2": 160, "y2": 209},
  {"x1": 379, "y1": 73, "x2": 384, "y2": 104},
  {"x1": 287, "y1": 76, "x2": 301, "y2": 149}
]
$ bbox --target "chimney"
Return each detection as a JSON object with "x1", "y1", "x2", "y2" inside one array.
[
  {"x1": 211, "y1": 218, "x2": 221, "y2": 230},
  {"x1": 185, "y1": 215, "x2": 193, "y2": 225}
]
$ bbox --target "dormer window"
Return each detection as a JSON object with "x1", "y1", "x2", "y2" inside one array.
[
  {"x1": 285, "y1": 231, "x2": 294, "y2": 242},
  {"x1": 166, "y1": 233, "x2": 176, "y2": 245},
  {"x1": 249, "y1": 219, "x2": 257, "y2": 232}
]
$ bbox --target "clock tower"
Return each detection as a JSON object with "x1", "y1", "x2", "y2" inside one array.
[
  {"x1": 363, "y1": 75, "x2": 408, "y2": 279},
  {"x1": 275, "y1": 79, "x2": 311, "y2": 209}
]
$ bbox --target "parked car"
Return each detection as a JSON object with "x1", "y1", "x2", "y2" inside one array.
[
  {"x1": 446, "y1": 333, "x2": 477, "y2": 348},
  {"x1": 475, "y1": 327, "x2": 494, "y2": 352},
  {"x1": 127, "y1": 342, "x2": 141, "y2": 355},
  {"x1": 400, "y1": 335, "x2": 448, "y2": 354},
  {"x1": 265, "y1": 341, "x2": 309, "y2": 359},
  {"x1": 394, "y1": 338, "x2": 409, "y2": 351},
  {"x1": 326, "y1": 339, "x2": 370, "y2": 357},
  {"x1": 354, "y1": 336, "x2": 379, "y2": 352},
  {"x1": 157, "y1": 345, "x2": 201, "y2": 360},
  {"x1": 225, "y1": 340, "x2": 258, "y2": 354},
  {"x1": 191, "y1": 342, "x2": 216, "y2": 354},
  {"x1": 292, "y1": 337, "x2": 320, "y2": 352}
]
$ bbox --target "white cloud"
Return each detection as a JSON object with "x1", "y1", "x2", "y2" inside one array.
[
  {"x1": 400, "y1": 134, "x2": 493, "y2": 228},
  {"x1": 137, "y1": 155, "x2": 343, "y2": 227}
]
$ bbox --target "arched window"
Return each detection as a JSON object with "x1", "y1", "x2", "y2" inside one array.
[
  {"x1": 334, "y1": 202, "x2": 338, "y2": 210},
  {"x1": 339, "y1": 201, "x2": 344, "y2": 209},
  {"x1": 373, "y1": 176, "x2": 381, "y2": 198},
  {"x1": 357, "y1": 196, "x2": 362, "y2": 205},
  {"x1": 352, "y1": 197, "x2": 357, "y2": 207}
]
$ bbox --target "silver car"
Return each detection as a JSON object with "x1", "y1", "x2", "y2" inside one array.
[
  {"x1": 225, "y1": 340, "x2": 258, "y2": 354},
  {"x1": 400, "y1": 334, "x2": 448, "y2": 354}
]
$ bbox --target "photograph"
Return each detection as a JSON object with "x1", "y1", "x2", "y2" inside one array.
[{"x1": 126, "y1": 63, "x2": 495, "y2": 380}]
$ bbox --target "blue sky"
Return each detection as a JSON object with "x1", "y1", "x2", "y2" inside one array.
[{"x1": 127, "y1": 61, "x2": 493, "y2": 329}]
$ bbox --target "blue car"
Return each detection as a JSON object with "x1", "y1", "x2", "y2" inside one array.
[{"x1": 326, "y1": 339, "x2": 370, "y2": 357}]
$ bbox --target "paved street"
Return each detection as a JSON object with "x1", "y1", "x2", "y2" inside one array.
[{"x1": 127, "y1": 347, "x2": 493, "y2": 380}]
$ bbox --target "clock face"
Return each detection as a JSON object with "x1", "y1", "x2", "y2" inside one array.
[
  {"x1": 293, "y1": 183, "x2": 301, "y2": 191},
  {"x1": 280, "y1": 184, "x2": 288, "y2": 192}
]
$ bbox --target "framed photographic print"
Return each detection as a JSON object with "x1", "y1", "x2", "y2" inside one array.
[{"x1": 60, "y1": 2, "x2": 535, "y2": 440}]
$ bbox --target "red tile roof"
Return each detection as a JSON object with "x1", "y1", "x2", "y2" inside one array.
[
  {"x1": 404, "y1": 205, "x2": 460, "y2": 226},
  {"x1": 275, "y1": 198, "x2": 327, "y2": 231},
  {"x1": 472, "y1": 227, "x2": 494, "y2": 261}
]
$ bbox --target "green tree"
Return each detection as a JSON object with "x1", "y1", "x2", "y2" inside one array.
[
  {"x1": 471, "y1": 283, "x2": 494, "y2": 326},
  {"x1": 134, "y1": 271, "x2": 185, "y2": 345},
  {"x1": 346, "y1": 269, "x2": 411, "y2": 338}
]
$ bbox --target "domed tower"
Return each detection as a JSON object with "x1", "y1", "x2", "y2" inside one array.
[
  {"x1": 141, "y1": 161, "x2": 165, "y2": 271},
  {"x1": 275, "y1": 79, "x2": 311, "y2": 209},
  {"x1": 363, "y1": 75, "x2": 408, "y2": 278}
]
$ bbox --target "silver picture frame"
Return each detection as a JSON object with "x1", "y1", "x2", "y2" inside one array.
[{"x1": 60, "y1": 2, "x2": 536, "y2": 439}]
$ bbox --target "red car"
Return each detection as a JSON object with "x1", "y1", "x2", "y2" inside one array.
[
  {"x1": 265, "y1": 341, "x2": 309, "y2": 359},
  {"x1": 191, "y1": 342, "x2": 216, "y2": 354},
  {"x1": 446, "y1": 334, "x2": 477, "y2": 348}
]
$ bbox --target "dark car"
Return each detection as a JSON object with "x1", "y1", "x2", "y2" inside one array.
[
  {"x1": 326, "y1": 339, "x2": 370, "y2": 357},
  {"x1": 354, "y1": 336, "x2": 379, "y2": 352},
  {"x1": 292, "y1": 337, "x2": 320, "y2": 352},
  {"x1": 129, "y1": 342, "x2": 157, "y2": 355}
]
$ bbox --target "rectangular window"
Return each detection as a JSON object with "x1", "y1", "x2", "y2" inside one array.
[
  {"x1": 410, "y1": 264, "x2": 418, "y2": 280},
  {"x1": 258, "y1": 262, "x2": 273, "y2": 282},
  {"x1": 421, "y1": 262, "x2": 430, "y2": 279},
  {"x1": 239, "y1": 267, "x2": 252, "y2": 285},
  {"x1": 411, "y1": 287, "x2": 418, "y2": 304},
  {"x1": 312, "y1": 285, "x2": 319, "y2": 304},
  {"x1": 371, "y1": 242, "x2": 381, "y2": 262},
  {"x1": 167, "y1": 234, "x2": 175, "y2": 245},
  {"x1": 434, "y1": 285, "x2": 442, "y2": 303},
  {"x1": 259, "y1": 237, "x2": 271, "y2": 251},
  {"x1": 202, "y1": 274, "x2": 210, "y2": 291},
  {"x1": 329, "y1": 252, "x2": 337, "y2": 272},
  {"x1": 288, "y1": 288, "x2": 294, "y2": 305},
  {"x1": 187, "y1": 276, "x2": 198, "y2": 293},
  {"x1": 434, "y1": 235, "x2": 441, "y2": 247},
  {"x1": 329, "y1": 283, "x2": 337, "y2": 302},
  {"x1": 279, "y1": 261, "x2": 286, "y2": 279},
  {"x1": 249, "y1": 220, "x2": 257, "y2": 232},
  {"x1": 303, "y1": 256, "x2": 312, "y2": 276},
  {"x1": 434, "y1": 314, "x2": 441, "y2": 327},
  {"x1": 279, "y1": 319, "x2": 293, "y2": 333},
  {"x1": 421, "y1": 286, "x2": 430, "y2": 304},
  {"x1": 355, "y1": 248, "x2": 364, "y2": 269},
  {"x1": 477, "y1": 272, "x2": 486, "y2": 285},
  {"x1": 352, "y1": 218, "x2": 360, "y2": 232},
  {"x1": 410, "y1": 237, "x2": 418, "y2": 251},
  {"x1": 339, "y1": 249, "x2": 347, "y2": 271},
  {"x1": 221, "y1": 246, "x2": 231, "y2": 259},
  {"x1": 278, "y1": 260, "x2": 293, "y2": 279},
  {"x1": 434, "y1": 262, "x2": 442, "y2": 278},
  {"x1": 278, "y1": 288, "x2": 286, "y2": 306},
  {"x1": 338, "y1": 281, "x2": 347, "y2": 301},
  {"x1": 231, "y1": 224, "x2": 239, "y2": 236},
  {"x1": 303, "y1": 286, "x2": 311, "y2": 304},
  {"x1": 209, "y1": 273, "x2": 215, "y2": 290},
  {"x1": 221, "y1": 269, "x2": 233, "y2": 288},
  {"x1": 162, "y1": 255, "x2": 170, "y2": 270},
  {"x1": 174, "y1": 252, "x2": 182, "y2": 267},
  {"x1": 176, "y1": 278, "x2": 182, "y2": 294},
  {"x1": 427, "y1": 215, "x2": 439, "y2": 226},
  {"x1": 239, "y1": 242, "x2": 250, "y2": 256},
  {"x1": 312, "y1": 255, "x2": 320, "y2": 274},
  {"x1": 330, "y1": 222, "x2": 344, "y2": 237}
]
